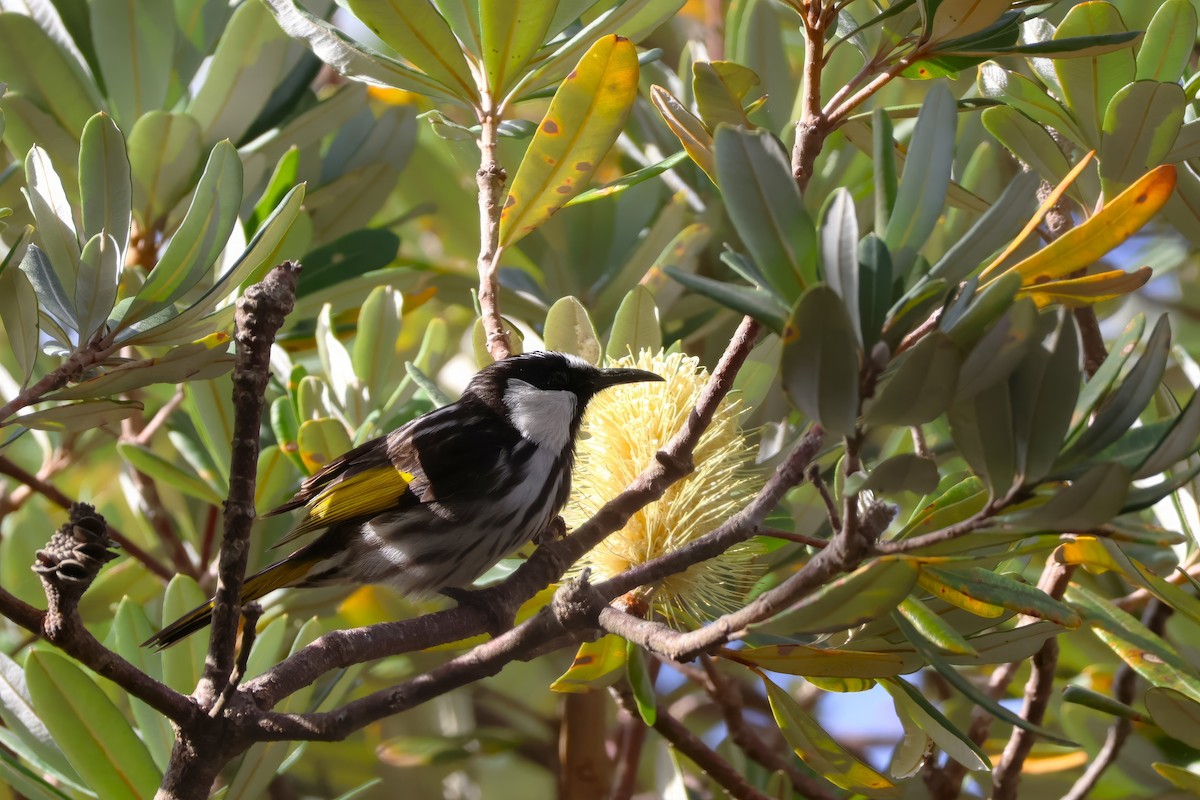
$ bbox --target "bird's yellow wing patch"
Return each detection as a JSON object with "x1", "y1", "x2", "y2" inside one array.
[{"x1": 277, "y1": 466, "x2": 416, "y2": 545}]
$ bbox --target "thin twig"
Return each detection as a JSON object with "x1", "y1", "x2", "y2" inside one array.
[
  {"x1": 990, "y1": 559, "x2": 1075, "y2": 800},
  {"x1": 759, "y1": 527, "x2": 828, "y2": 549},
  {"x1": 610, "y1": 683, "x2": 774, "y2": 800},
  {"x1": 808, "y1": 464, "x2": 841, "y2": 531},
  {"x1": 210, "y1": 603, "x2": 263, "y2": 719},
  {"x1": 135, "y1": 386, "x2": 186, "y2": 446},
  {"x1": 476, "y1": 112, "x2": 511, "y2": 362}
]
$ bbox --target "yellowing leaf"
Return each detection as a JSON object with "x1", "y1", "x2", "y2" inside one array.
[
  {"x1": 980, "y1": 151, "x2": 1095, "y2": 281},
  {"x1": 650, "y1": 85, "x2": 716, "y2": 183},
  {"x1": 550, "y1": 635, "x2": 629, "y2": 693},
  {"x1": 916, "y1": 568, "x2": 1006, "y2": 617},
  {"x1": 499, "y1": 35, "x2": 639, "y2": 246},
  {"x1": 1005, "y1": 164, "x2": 1176, "y2": 284},
  {"x1": 1020, "y1": 266, "x2": 1152, "y2": 308}
]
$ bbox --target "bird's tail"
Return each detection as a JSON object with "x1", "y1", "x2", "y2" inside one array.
[{"x1": 142, "y1": 556, "x2": 316, "y2": 650}]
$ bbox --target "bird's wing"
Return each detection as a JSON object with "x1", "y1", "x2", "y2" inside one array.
[{"x1": 266, "y1": 430, "x2": 424, "y2": 547}]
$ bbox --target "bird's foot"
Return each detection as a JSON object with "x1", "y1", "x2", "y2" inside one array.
[
  {"x1": 441, "y1": 585, "x2": 519, "y2": 637},
  {"x1": 533, "y1": 515, "x2": 567, "y2": 546}
]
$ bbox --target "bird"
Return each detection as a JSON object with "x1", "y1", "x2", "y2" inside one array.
[{"x1": 143, "y1": 351, "x2": 662, "y2": 648}]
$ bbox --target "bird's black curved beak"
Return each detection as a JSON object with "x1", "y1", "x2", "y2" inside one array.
[{"x1": 593, "y1": 367, "x2": 664, "y2": 390}]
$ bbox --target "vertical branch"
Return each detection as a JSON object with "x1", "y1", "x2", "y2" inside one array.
[
  {"x1": 558, "y1": 691, "x2": 613, "y2": 800},
  {"x1": 196, "y1": 262, "x2": 300, "y2": 707},
  {"x1": 792, "y1": 10, "x2": 827, "y2": 192},
  {"x1": 990, "y1": 559, "x2": 1075, "y2": 800},
  {"x1": 477, "y1": 113, "x2": 512, "y2": 362}
]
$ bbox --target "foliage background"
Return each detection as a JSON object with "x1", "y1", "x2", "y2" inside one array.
[{"x1": 1, "y1": 0, "x2": 1200, "y2": 798}]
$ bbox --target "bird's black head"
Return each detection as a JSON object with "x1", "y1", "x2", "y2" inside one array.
[{"x1": 464, "y1": 351, "x2": 662, "y2": 449}]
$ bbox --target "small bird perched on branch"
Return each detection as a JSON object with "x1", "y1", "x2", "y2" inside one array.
[{"x1": 144, "y1": 351, "x2": 661, "y2": 648}]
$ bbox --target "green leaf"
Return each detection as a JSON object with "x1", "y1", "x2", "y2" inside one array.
[
  {"x1": 820, "y1": 188, "x2": 861, "y2": 341},
  {"x1": 298, "y1": 417, "x2": 354, "y2": 474},
  {"x1": 1154, "y1": 763, "x2": 1200, "y2": 793},
  {"x1": 1011, "y1": 310, "x2": 1080, "y2": 483},
  {"x1": 1137, "y1": 389, "x2": 1200, "y2": 477},
  {"x1": 0, "y1": 264, "x2": 39, "y2": 385},
  {"x1": 127, "y1": 184, "x2": 305, "y2": 345},
  {"x1": 24, "y1": 145, "x2": 80, "y2": 297},
  {"x1": 187, "y1": 0, "x2": 292, "y2": 144},
  {"x1": 296, "y1": 228, "x2": 400, "y2": 299},
  {"x1": 160, "y1": 575, "x2": 209, "y2": 692},
  {"x1": 119, "y1": 140, "x2": 243, "y2": 328},
  {"x1": 941, "y1": 271, "x2": 1020, "y2": 350},
  {"x1": 1100, "y1": 80, "x2": 1185, "y2": 195},
  {"x1": 883, "y1": 677, "x2": 990, "y2": 771},
  {"x1": 498, "y1": 35, "x2": 638, "y2": 247},
  {"x1": 89, "y1": 0, "x2": 175, "y2": 127},
  {"x1": 692, "y1": 61, "x2": 756, "y2": 130},
  {"x1": 1137, "y1": 0, "x2": 1196, "y2": 81},
  {"x1": 732, "y1": 645, "x2": 915, "y2": 679},
  {"x1": 782, "y1": 285, "x2": 861, "y2": 437},
  {"x1": 949, "y1": 379, "x2": 1016, "y2": 496},
  {"x1": 856, "y1": 234, "x2": 893, "y2": 348},
  {"x1": 24, "y1": 651, "x2": 161, "y2": 800},
  {"x1": 351, "y1": 286, "x2": 404, "y2": 407},
  {"x1": 108, "y1": 599, "x2": 174, "y2": 770},
  {"x1": 954, "y1": 297, "x2": 1037, "y2": 400},
  {"x1": 872, "y1": 108, "x2": 897, "y2": 236},
  {"x1": 855, "y1": 454, "x2": 939, "y2": 496},
  {"x1": 520, "y1": 0, "x2": 685, "y2": 96},
  {"x1": 980, "y1": 107, "x2": 1079, "y2": 201},
  {"x1": 664, "y1": 268, "x2": 788, "y2": 331},
  {"x1": 18, "y1": 244, "x2": 77, "y2": 342},
  {"x1": 262, "y1": 0, "x2": 463, "y2": 102},
  {"x1": 1068, "y1": 582, "x2": 1200, "y2": 701},
  {"x1": 1018, "y1": 461, "x2": 1131, "y2": 530},
  {"x1": 78, "y1": 112, "x2": 132, "y2": 255},
  {"x1": 897, "y1": 596, "x2": 978, "y2": 655},
  {"x1": 0, "y1": 12, "x2": 103, "y2": 138},
  {"x1": 0, "y1": 749, "x2": 75, "y2": 800},
  {"x1": 606, "y1": 286, "x2": 661, "y2": 360},
  {"x1": 1061, "y1": 685, "x2": 1141, "y2": 719},
  {"x1": 126, "y1": 111, "x2": 204, "y2": 229},
  {"x1": 47, "y1": 334, "x2": 233, "y2": 400},
  {"x1": 923, "y1": 566, "x2": 1081, "y2": 627},
  {"x1": 118, "y1": 442, "x2": 225, "y2": 506},
  {"x1": 884, "y1": 84, "x2": 956, "y2": 272},
  {"x1": 0, "y1": 652, "x2": 77, "y2": 784},
  {"x1": 752, "y1": 558, "x2": 919, "y2": 636},
  {"x1": 347, "y1": 0, "x2": 476, "y2": 101},
  {"x1": 978, "y1": 63, "x2": 1088, "y2": 146},
  {"x1": 1053, "y1": 1, "x2": 1136, "y2": 147},
  {"x1": 544, "y1": 296, "x2": 602, "y2": 365},
  {"x1": 564, "y1": 150, "x2": 690, "y2": 207},
  {"x1": 714, "y1": 126, "x2": 816, "y2": 301},
  {"x1": 1060, "y1": 314, "x2": 1170, "y2": 466},
  {"x1": 626, "y1": 641, "x2": 657, "y2": 725},
  {"x1": 759, "y1": 672, "x2": 900, "y2": 798},
  {"x1": 1070, "y1": 314, "x2": 1144, "y2": 435},
  {"x1": 732, "y1": 333, "x2": 781, "y2": 412},
  {"x1": 893, "y1": 615, "x2": 1077, "y2": 746},
  {"x1": 480, "y1": 0, "x2": 556, "y2": 97},
  {"x1": 74, "y1": 232, "x2": 121, "y2": 342},
  {"x1": 1145, "y1": 687, "x2": 1200, "y2": 748},
  {"x1": 864, "y1": 332, "x2": 961, "y2": 426},
  {"x1": 14, "y1": 399, "x2": 141, "y2": 431}
]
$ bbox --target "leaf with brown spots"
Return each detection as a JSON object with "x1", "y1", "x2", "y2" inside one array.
[{"x1": 498, "y1": 35, "x2": 639, "y2": 247}]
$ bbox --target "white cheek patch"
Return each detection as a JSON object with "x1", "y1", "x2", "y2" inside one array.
[{"x1": 503, "y1": 379, "x2": 577, "y2": 450}]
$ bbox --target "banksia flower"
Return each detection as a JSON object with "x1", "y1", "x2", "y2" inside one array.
[{"x1": 566, "y1": 350, "x2": 762, "y2": 625}]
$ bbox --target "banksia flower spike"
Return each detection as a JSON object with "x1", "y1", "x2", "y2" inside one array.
[{"x1": 567, "y1": 350, "x2": 762, "y2": 626}]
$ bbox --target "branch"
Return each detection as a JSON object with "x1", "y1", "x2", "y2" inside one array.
[
  {"x1": 990, "y1": 559, "x2": 1075, "y2": 800},
  {"x1": 476, "y1": 113, "x2": 511, "y2": 361},
  {"x1": 197, "y1": 262, "x2": 299, "y2": 708},
  {"x1": 0, "y1": 455, "x2": 175, "y2": 580},
  {"x1": 611, "y1": 682, "x2": 774, "y2": 800},
  {"x1": 0, "y1": 346, "x2": 112, "y2": 425}
]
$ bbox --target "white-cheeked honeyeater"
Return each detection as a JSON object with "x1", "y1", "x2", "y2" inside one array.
[{"x1": 144, "y1": 351, "x2": 661, "y2": 649}]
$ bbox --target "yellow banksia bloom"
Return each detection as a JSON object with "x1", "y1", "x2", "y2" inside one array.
[{"x1": 566, "y1": 350, "x2": 763, "y2": 626}]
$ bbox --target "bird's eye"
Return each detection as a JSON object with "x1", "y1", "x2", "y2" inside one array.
[{"x1": 546, "y1": 371, "x2": 569, "y2": 390}]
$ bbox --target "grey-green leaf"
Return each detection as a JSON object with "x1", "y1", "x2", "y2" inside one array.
[
  {"x1": 606, "y1": 286, "x2": 661, "y2": 360},
  {"x1": 78, "y1": 112, "x2": 132, "y2": 255},
  {"x1": 89, "y1": 0, "x2": 175, "y2": 127},
  {"x1": 783, "y1": 284, "x2": 862, "y2": 437},
  {"x1": 864, "y1": 332, "x2": 961, "y2": 426}
]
